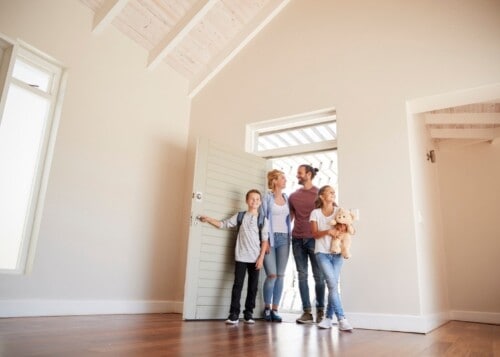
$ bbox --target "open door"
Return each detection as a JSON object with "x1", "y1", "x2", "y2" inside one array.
[{"x1": 183, "y1": 138, "x2": 267, "y2": 320}]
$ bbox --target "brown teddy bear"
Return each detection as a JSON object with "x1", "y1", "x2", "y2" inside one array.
[{"x1": 330, "y1": 207, "x2": 356, "y2": 259}]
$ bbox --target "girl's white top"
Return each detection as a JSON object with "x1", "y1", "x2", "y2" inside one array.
[{"x1": 309, "y1": 207, "x2": 338, "y2": 254}]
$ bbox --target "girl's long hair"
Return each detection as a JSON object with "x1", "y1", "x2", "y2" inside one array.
[{"x1": 315, "y1": 185, "x2": 338, "y2": 209}]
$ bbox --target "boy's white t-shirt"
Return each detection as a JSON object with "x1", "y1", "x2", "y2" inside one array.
[
  {"x1": 309, "y1": 207, "x2": 337, "y2": 253},
  {"x1": 221, "y1": 212, "x2": 269, "y2": 263}
]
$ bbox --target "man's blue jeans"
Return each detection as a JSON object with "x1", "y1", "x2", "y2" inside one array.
[
  {"x1": 316, "y1": 252, "x2": 345, "y2": 320},
  {"x1": 292, "y1": 237, "x2": 325, "y2": 311}
]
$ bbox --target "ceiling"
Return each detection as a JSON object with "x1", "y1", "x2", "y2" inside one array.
[
  {"x1": 425, "y1": 102, "x2": 500, "y2": 149},
  {"x1": 80, "y1": 0, "x2": 290, "y2": 97},
  {"x1": 79, "y1": 1, "x2": 499, "y2": 145}
]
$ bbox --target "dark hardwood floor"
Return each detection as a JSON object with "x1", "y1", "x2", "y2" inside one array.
[{"x1": 0, "y1": 313, "x2": 498, "y2": 356}]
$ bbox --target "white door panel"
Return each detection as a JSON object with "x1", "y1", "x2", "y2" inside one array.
[{"x1": 183, "y1": 138, "x2": 267, "y2": 320}]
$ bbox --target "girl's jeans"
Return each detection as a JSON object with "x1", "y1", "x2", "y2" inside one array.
[
  {"x1": 316, "y1": 252, "x2": 345, "y2": 320},
  {"x1": 263, "y1": 233, "x2": 290, "y2": 307}
]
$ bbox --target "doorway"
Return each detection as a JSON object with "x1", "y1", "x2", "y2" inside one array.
[{"x1": 247, "y1": 108, "x2": 338, "y2": 313}]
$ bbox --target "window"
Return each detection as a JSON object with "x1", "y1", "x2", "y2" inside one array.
[
  {"x1": 0, "y1": 37, "x2": 66, "y2": 274},
  {"x1": 247, "y1": 108, "x2": 338, "y2": 193}
]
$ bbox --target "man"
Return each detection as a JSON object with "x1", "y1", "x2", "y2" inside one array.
[{"x1": 289, "y1": 164, "x2": 325, "y2": 324}]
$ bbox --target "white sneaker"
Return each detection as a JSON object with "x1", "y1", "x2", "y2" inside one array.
[
  {"x1": 225, "y1": 315, "x2": 239, "y2": 325},
  {"x1": 338, "y1": 318, "x2": 353, "y2": 331},
  {"x1": 318, "y1": 317, "x2": 333, "y2": 329}
]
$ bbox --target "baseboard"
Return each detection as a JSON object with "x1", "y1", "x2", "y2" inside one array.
[
  {"x1": 0, "y1": 299, "x2": 184, "y2": 318},
  {"x1": 348, "y1": 311, "x2": 450, "y2": 334},
  {"x1": 450, "y1": 310, "x2": 500, "y2": 325}
]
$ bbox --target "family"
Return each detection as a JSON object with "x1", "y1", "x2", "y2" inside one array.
[{"x1": 198, "y1": 164, "x2": 353, "y2": 331}]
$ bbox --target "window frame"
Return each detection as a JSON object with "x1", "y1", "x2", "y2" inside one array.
[{"x1": 0, "y1": 35, "x2": 67, "y2": 275}]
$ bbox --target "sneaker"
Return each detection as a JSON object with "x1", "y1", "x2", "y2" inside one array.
[
  {"x1": 271, "y1": 310, "x2": 282, "y2": 323},
  {"x1": 263, "y1": 308, "x2": 272, "y2": 322},
  {"x1": 243, "y1": 312, "x2": 255, "y2": 324},
  {"x1": 318, "y1": 317, "x2": 333, "y2": 329},
  {"x1": 296, "y1": 311, "x2": 314, "y2": 324},
  {"x1": 225, "y1": 314, "x2": 239, "y2": 325},
  {"x1": 338, "y1": 318, "x2": 353, "y2": 331},
  {"x1": 316, "y1": 309, "x2": 325, "y2": 323}
]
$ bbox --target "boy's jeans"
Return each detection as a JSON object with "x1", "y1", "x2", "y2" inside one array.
[{"x1": 229, "y1": 261, "x2": 259, "y2": 317}]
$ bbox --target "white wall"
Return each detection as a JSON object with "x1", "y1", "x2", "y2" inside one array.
[
  {"x1": 0, "y1": 0, "x2": 190, "y2": 316},
  {"x1": 407, "y1": 112, "x2": 449, "y2": 321},
  {"x1": 184, "y1": 0, "x2": 500, "y2": 331},
  {"x1": 438, "y1": 142, "x2": 500, "y2": 322}
]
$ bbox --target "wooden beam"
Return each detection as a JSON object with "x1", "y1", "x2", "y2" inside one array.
[
  {"x1": 430, "y1": 127, "x2": 500, "y2": 140},
  {"x1": 92, "y1": 0, "x2": 130, "y2": 34},
  {"x1": 436, "y1": 139, "x2": 490, "y2": 151},
  {"x1": 189, "y1": 0, "x2": 291, "y2": 98},
  {"x1": 147, "y1": 0, "x2": 218, "y2": 70},
  {"x1": 425, "y1": 113, "x2": 500, "y2": 125}
]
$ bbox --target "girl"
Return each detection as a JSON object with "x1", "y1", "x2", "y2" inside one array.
[{"x1": 309, "y1": 185, "x2": 353, "y2": 331}]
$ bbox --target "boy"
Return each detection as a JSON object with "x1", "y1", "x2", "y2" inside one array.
[{"x1": 199, "y1": 189, "x2": 269, "y2": 324}]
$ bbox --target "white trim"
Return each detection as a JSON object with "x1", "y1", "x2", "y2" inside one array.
[
  {"x1": 406, "y1": 83, "x2": 500, "y2": 114},
  {"x1": 450, "y1": 310, "x2": 500, "y2": 325},
  {"x1": 348, "y1": 311, "x2": 450, "y2": 334},
  {"x1": 0, "y1": 299, "x2": 183, "y2": 318}
]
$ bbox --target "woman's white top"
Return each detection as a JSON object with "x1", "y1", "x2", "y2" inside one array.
[{"x1": 272, "y1": 201, "x2": 289, "y2": 234}]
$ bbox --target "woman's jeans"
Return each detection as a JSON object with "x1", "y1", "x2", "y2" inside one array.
[
  {"x1": 292, "y1": 238, "x2": 325, "y2": 311},
  {"x1": 263, "y1": 233, "x2": 290, "y2": 307},
  {"x1": 316, "y1": 252, "x2": 345, "y2": 320}
]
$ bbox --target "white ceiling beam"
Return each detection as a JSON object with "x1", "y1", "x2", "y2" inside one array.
[
  {"x1": 92, "y1": 0, "x2": 130, "y2": 34},
  {"x1": 425, "y1": 113, "x2": 500, "y2": 125},
  {"x1": 430, "y1": 127, "x2": 500, "y2": 140},
  {"x1": 189, "y1": 0, "x2": 291, "y2": 98},
  {"x1": 147, "y1": 0, "x2": 218, "y2": 70},
  {"x1": 436, "y1": 139, "x2": 490, "y2": 151}
]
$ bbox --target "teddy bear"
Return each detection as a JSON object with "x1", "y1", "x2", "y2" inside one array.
[{"x1": 330, "y1": 207, "x2": 356, "y2": 259}]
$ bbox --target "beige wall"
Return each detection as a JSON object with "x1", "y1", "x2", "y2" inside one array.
[
  {"x1": 438, "y1": 142, "x2": 500, "y2": 314},
  {"x1": 186, "y1": 0, "x2": 500, "y2": 325},
  {"x1": 0, "y1": 0, "x2": 190, "y2": 314}
]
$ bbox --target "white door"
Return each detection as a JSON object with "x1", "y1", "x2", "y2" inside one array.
[{"x1": 183, "y1": 138, "x2": 268, "y2": 320}]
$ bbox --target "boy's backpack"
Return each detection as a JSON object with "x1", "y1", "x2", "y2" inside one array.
[{"x1": 236, "y1": 211, "x2": 265, "y2": 244}]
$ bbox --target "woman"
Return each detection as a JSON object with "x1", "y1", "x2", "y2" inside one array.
[
  {"x1": 309, "y1": 185, "x2": 353, "y2": 331},
  {"x1": 261, "y1": 169, "x2": 291, "y2": 322}
]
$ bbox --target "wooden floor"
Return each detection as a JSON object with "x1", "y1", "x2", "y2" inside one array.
[{"x1": 0, "y1": 313, "x2": 498, "y2": 356}]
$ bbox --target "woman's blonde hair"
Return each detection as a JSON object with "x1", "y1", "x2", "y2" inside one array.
[{"x1": 267, "y1": 169, "x2": 284, "y2": 190}]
